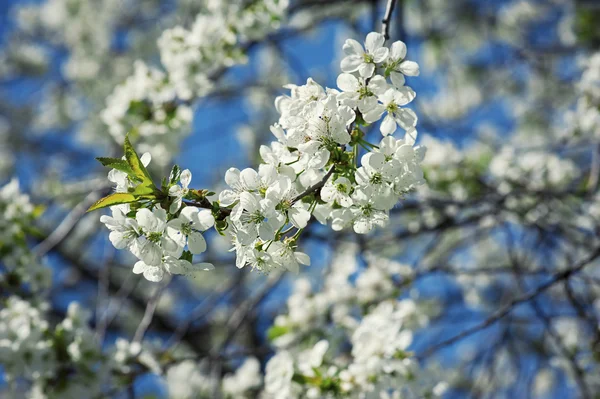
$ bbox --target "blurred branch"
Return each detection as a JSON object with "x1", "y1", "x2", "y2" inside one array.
[{"x1": 417, "y1": 246, "x2": 600, "y2": 359}]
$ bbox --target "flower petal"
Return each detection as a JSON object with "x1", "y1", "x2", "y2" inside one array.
[
  {"x1": 143, "y1": 266, "x2": 164, "y2": 282},
  {"x1": 180, "y1": 169, "x2": 192, "y2": 188},
  {"x1": 340, "y1": 55, "x2": 362, "y2": 73},
  {"x1": 188, "y1": 232, "x2": 207, "y2": 254},
  {"x1": 380, "y1": 114, "x2": 397, "y2": 135},
  {"x1": 336, "y1": 73, "x2": 359, "y2": 92},
  {"x1": 390, "y1": 40, "x2": 407, "y2": 61},
  {"x1": 365, "y1": 32, "x2": 385, "y2": 53}
]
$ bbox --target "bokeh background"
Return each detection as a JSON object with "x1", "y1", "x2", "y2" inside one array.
[{"x1": 1, "y1": 0, "x2": 600, "y2": 398}]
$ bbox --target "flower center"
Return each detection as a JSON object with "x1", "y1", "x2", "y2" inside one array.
[
  {"x1": 370, "y1": 173, "x2": 383, "y2": 185},
  {"x1": 242, "y1": 210, "x2": 266, "y2": 225},
  {"x1": 363, "y1": 53, "x2": 374, "y2": 63},
  {"x1": 147, "y1": 232, "x2": 162, "y2": 243},
  {"x1": 180, "y1": 222, "x2": 193, "y2": 236},
  {"x1": 336, "y1": 183, "x2": 348, "y2": 193},
  {"x1": 361, "y1": 203, "x2": 374, "y2": 216}
]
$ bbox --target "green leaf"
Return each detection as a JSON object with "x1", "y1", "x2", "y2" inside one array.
[
  {"x1": 96, "y1": 158, "x2": 135, "y2": 177},
  {"x1": 96, "y1": 157, "x2": 124, "y2": 167},
  {"x1": 124, "y1": 134, "x2": 153, "y2": 183},
  {"x1": 169, "y1": 164, "x2": 181, "y2": 184},
  {"x1": 130, "y1": 181, "x2": 157, "y2": 197},
  {"x1": 267, "y1": 325, "x2": 290, "y2": 341},
  {"x1": 180, "y1": 250, "x2": 193, "y2": 263},
  {"x1": 87, "y1": 193, "x2": 138, "y2": 212}
]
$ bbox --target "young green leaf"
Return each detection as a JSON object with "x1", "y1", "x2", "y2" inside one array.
[
  {"x1": 87, "y1": 192, "x2": 138, "y2": 212},
  {"x1": 96, "y1": 158, "x2": 135, "y2": 178},
  {"x1": 124, "y1": 134, "x2": 153, "y2": 183}
]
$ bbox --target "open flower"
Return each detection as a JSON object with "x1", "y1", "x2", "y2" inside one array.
[
  {"x1": 169, "y1": 169, "x2": 192, "y2": 213},
  {"x1": 266, "y1": 177, "x2": 311, "y2": 229},
  {"x1": 100, "y1": 206, "x2": 140, "y2": 250},
  {"x1": 267, "y1": 241, "x2": 311, "y2": 274},
  {"x1": 364, "y1": 88, "x2": 417, "y2": 135},
  {"x1": 166, "y1": 207, "x2": 214, "y2": 254},
  {"x1": 385, "y1": 40, "x2": 420, "y2": 88},
  {"x1": 350, "y1": 189, "x2": 390, "y2": 234},
  {"x1": 135, "y1": 208, "x2": 181, "y2": 266},
  {"x1": 336, "y1": 73, "x2": 388, "y2": 113},
  {"x1": 341, "y1": 32, "x2": 389, "y2": 78},
  {"x1": 235, "y1": 192, "x2": 284, "y2": 244},
  {"x1": 321, "y1": 176, "x2": 353, "y2": 207}
]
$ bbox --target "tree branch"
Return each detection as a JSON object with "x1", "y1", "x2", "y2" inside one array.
[
  {"x1": 417, "y1": 246, "x2": 600, "y2": 359},
  {"x1": 381, "y1": 0, "x2": 398, "y2": 40}
]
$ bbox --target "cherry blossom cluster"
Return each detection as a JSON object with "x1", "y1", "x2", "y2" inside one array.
[
  {"x1": 489, "y1": 147, "x2": 579, "y2": 192},
  {"x1": 99, "y1": 151, "x2": 215, "y2": 282},
  {"x1": 158, "y1": 0, "x2": 288, "y2": 100},
  {"x1": 567, "y1": 51, "x2": 600, "y2": 139},
  {"x1": 165, "y1": 357, "x2": 262, "y2": 398},
  {"x1": 261, "y1": 244, "x2": 446, "y2": 398},
  {"x1": 101, "y1": 61, "x2": 194, "y2": 166},
  {"x1": 96, "y1": 31, "x2": 426, "y2": 280},
  {"x1": 220, "y1": 32, "x2": 426, "y2": 273},
  {"x1": 102, "y1": 0, "x2": 288, "y2": 165},
  {"x1": 0, "y1": 299, "x2": 107, "y2": 398},
  {"x1": 0, "y1": 179, "x2": 51, "y2": 295}
]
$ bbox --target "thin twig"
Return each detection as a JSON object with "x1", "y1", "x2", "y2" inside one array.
[
  {"x1": 292, "y1": 166, "x2": 335, "y2": 203},
  {"x1": 381, "y1": 0, "x2": 398, "y2": 40},
  {"x1": 417, "y1": 246, "x2": 600, "y2": 359},
  {"x1": 132, "y1": 277, "x2": 171, "y2": 344},
  {"x1": 33, "y1": 189, "x2": 107, "y2": 257}
]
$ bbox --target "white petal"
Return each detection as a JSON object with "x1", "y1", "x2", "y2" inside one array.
[
  {"x1": 294, "y1": 252, "x2": 311, "y2": 266},
  {"x1": 342, "y1": 39, "x2": 363, "y2": 56},
  {"x1": 390, "y1": 41, "x2": 407, "y2": 60},
  {"x1": 404, "y1": 128, "x2": 418, "y2": 145},
  {"x1": 390, "y1": 71, "x2": 405, "y2": 88},
  {"x1": 395, "y1": 109, "x2": 418, "y2": 130},
  {"x1": 368, "y1": 75, "x2": 388, "y2": 95},
  {"x1": 358, "y1": 62, "x2": 375, "y2": 78},
  {"x1": 143, "y1": 266, "x2": 164, "y2": 282},
  {"x1": 353, "y1": 218, "x2": 372, "y2": 234},
  {"x1": 109, "y1": 231, "x2": 129, "y2": 249},
  {"x1": 336, "y1": 73, "x2": 359, "y2": 92},
  {"x1": 363, "y1": 105, "x2": 385, "y2": 123},
  {"x1": 340, "y1": 55, "x2": 362, "y2": 73},
  {"x1": 337, "y1": 105, "x2": 356, "y2": 126},
  {"x1": 180, "y1": 169, "x2": 192, "y2": 188},
  {"x1": 240, "y1": 168, "x2": 260, "y2": 190},
  {"x1": 372, "y1": 47, "x2": 389, "y2": 63},
  {"x1": 169, "y1": 197, "x2": 182, "y2": 214},
  {"x1": 136, "y1": 208, "x2": 157, "y2": 231},
  {"x1": 219, "y1": 190, "x2": 238, "y2": 207},
  {"x1": 380, "y1": 114, "x2": 397, "y2": 135},
  {"x1": 164, "y1": 257, "x2": 186, "y2": 275},
  {"x1": 364, "y1": 152, "x2": 386, "y2": 170},
  {"x1": 239, "y1": 192, "x2": 259, "y2": 213},
  {"x1": 140, "y1": 152, "x2": 152, "y2": 167},
  {"x1": 179, "y1": 206, "x2": 198, "y2": 223},
  {"x1": 365, "y1": 32, "x2": 385, "y2": 53},
  {"x1": 399, "y1": 60, "x2": 420, "y2": 76},
  {"x1": 289, "y1": 206, "x2": 311, "y2": 229},
  {"x1": 132, "y1": 261, "x2": 147, "y2": 274},
  {"x1": 224, "y1": 168, "x2": 241, "y2": 187},
  {"x1": 258, "y1": 223, "x2": 276, "y2": 241},
  {"x1": 188, "y1": 232, "x2": 207, "y2": 254},
  {"x1": 194, "y1": 209, "x2": 215, "y2": 231}
]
